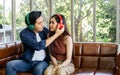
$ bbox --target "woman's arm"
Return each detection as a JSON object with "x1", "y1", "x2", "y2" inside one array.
[
  {"x1": 47, "y1": 33, "x2": 58, "y2": 66},
  {"x1": 50, "y1": 54, "x2": 58, "y2": 66},
  {"x1": 20, "y1": 26, "x2": 64, "y2": 51},
  {"x1": 59, "y1": 36, "x2": 73, "y2": 68}
]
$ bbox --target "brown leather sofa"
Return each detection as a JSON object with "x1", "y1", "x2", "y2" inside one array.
[
  {"x1": 72, "y1": 42, "x2": 120, "y2": 75},
  {"x1": 0, "y1": 42, "x2": 120, "y2": 75}
]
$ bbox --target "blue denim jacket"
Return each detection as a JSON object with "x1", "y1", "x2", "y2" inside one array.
[{"x1": 19, "y1": 27, "x2": 50, "y2": 62}]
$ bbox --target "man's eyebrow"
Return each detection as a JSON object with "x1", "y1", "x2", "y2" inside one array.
[{"x1": 38, "y1": 21, "x2": 43, "y2": 23}]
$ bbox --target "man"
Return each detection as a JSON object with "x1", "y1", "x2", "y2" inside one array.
[{"x1": 6, "y1": 11, "x2": 64, "y2": 75}]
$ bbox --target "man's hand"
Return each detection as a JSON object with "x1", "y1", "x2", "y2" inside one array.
[
  {"x1": 55, "y1": 24, "x2": 64, "y2": 36},
  {"x1": 45, "y1": 24, "x2": 64, "y2": 47}
]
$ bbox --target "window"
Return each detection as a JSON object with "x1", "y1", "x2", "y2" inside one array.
[
  {"x1": 33, "y1": 0, "x2": 50, "y2": 27},
  {"x1": 16, "y1": 0, "x2": 30, "y2": 41},
  {"x1": 96, "y1": 0, "x2": 116, "y2": 42},
  {"x1": 0, "y1": 0, "x2": 119, "y2": 43},
  {"x1": 0, "y1": 0, "x2": 12, "y2": 43},
  {"x1": 54, "y1": 0, "x2": 71, "y2": 36},
  {"x1": 73, "y1": 0, "x2": 93, "y2": 42}
]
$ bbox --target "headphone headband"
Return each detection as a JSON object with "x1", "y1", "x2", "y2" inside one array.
[
  {"x1": 26, "y1": 13, "x2": 30, "y2": 25},
  {"x1": 26, "y1": 13, "x2": 34, "y2": 30},
  {"x1": 55, "y1": 14, "x2": 64, "y2": 29},
  {"x1": 56, "y1": 14, "x2": 63, "y2": 24}
]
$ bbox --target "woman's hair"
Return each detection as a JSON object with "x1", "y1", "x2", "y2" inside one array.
[{"x1": 49, "y1": 14, "x2": 70, "y2": 37}]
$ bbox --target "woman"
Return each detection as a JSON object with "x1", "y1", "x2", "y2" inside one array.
[{"x1": 44, "y1": 14, "x2": 75, "y2": 75}]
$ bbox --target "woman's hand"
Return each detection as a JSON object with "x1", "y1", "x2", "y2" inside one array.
[
  {"x1": 52, "y1": 64, "x2": 61, "y2": 75},
  {"x1": 52, "y1": 65, "x2": 58, "y2": 75},
  {"x1": 57, "y1": 64, "x2": 61, "y2": 69}
]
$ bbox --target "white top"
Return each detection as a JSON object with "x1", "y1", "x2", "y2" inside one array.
[{"x1": 32, "y1": 33, "x2": 46, "y2": 61}]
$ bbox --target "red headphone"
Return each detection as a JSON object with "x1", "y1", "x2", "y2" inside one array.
[{"x1": 56, "y1": 14, "x2": 64, "y2": 29}]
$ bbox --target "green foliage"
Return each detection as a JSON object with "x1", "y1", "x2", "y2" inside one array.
[
  {"x1": 96, "y1": 0, "x2": 116, "y2": 42},
  {"x1": 16, "y1": 0, "x2": 30, "y2": 27},
  {"x1": 0, "y1": 5, "x2": 3, "y2": 24},
  {"x1": 0, "y1": 0, "x2": 116, "y2": 43}
]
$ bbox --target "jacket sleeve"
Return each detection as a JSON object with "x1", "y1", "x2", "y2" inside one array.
[{"x1": 20, "y1": 28, "x2": 47, "y2": 51}]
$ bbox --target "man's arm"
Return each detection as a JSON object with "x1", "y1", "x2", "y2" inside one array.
[
  {"x1": 45, "y1": 25, "x2": 64, "y2": 47},
  {"x1": 20, "y1": 25, "x2": 64, "y2": 50}
]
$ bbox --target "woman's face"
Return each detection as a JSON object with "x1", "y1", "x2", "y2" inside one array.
[{"x1": 49, "y1": 17, "x2": 58, "y2": 31}]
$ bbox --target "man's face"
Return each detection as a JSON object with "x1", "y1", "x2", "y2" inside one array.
[{"x1": 34, "y1": 16, "x2": 44, "y2": 32}]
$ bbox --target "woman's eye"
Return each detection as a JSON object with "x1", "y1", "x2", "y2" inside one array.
[
  {"x1": 51, "y1": 21, "x2": 54, "y2": 24},
  {"x1": 49, "y1": 21, "x2": 54, "y2": 24}
]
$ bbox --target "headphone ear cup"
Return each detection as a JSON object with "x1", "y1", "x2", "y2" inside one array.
[
  {"x1": 29, "y1": 24, "x2": 34, "y2": 30},
  {"x1": 59, "y1": 23, "x2": 64, "y2": 29}
]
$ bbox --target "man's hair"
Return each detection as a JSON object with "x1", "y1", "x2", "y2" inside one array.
[{"x1": 25, "y1": 11, "x2": 42, "y2": 26}]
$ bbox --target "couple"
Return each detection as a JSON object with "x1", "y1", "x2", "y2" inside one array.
[{"x1": 6, "y1": 11, "x2": 75, "y2": 75}]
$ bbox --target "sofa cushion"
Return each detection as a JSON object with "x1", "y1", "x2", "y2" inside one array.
[
  {"x1": 81, "y1": 56, "x2": 98, "y2": 69},
  {"x1": 95, "y1": 69, "x2": 115, "y2": 75},
  {"x1": 0, "y1": 44, "x2": 7, "y2": 59},
  {"x1": 72, "y1": 68, "x2": 95, "y2": 75},
  {"x1": 99, "y1": 57, "x2": 116, "y2": 69}
]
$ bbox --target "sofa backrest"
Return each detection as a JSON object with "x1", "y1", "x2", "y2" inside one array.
[
  {"x1": 73, "y1": 42, "x2": 118, "y2": 70},
  {"x1": 0, "y1": 42, "x2": 21, "y2": 69}
]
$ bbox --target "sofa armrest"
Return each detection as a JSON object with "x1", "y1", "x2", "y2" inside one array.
[{"x1": 116, "y1": 54, "x2": 120, "y2": 75}]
